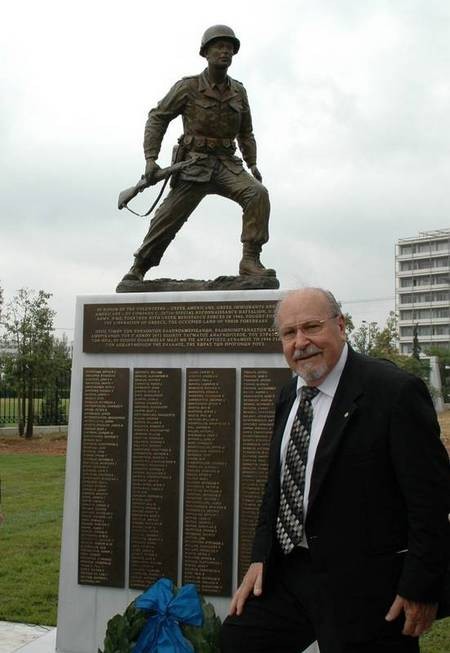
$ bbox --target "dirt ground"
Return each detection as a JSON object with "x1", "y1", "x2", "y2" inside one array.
[
  {"x1": 1, "y1": 409, "x2": 449, "y2": 455},
  {"x1": 0, "y1": 432, "x2": 67, "y2": 455},
  {"x1": 440, "y1": 409, "x2": 450, "y2": 452}
]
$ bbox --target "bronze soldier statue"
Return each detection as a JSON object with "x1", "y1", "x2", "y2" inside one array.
[{"x1": 122, "y1": 25, "x2": 275, "y2": 283}]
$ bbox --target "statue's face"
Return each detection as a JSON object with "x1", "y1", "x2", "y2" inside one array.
[{"x1": 205, "y1": 39, "x2": 234, "y2": 68}]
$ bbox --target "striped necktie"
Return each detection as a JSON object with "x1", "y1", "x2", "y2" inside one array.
[{"x1": 276, "y1": 385, "x2": 320, "y2": 554}]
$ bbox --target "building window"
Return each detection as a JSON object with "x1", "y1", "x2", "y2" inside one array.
[
  {"x1": 432, "y1": 256, "x2": 449, "y2": 268},
  {"x1": 416, "y1": 309, "x2": 431, "y2": 320},
  {"x1": 400, "y1": 294, "x2": 415, "y2": 304},
  {"x1": 432, "y1": 273, "x2": 449, "y2": 285},
  {"x1": 431, "y1": 341, "x2": 450, "y2": 349},
  {"x1": 399, "y1": 308, "x2": 450, "y2": 321},
  {"x1": 433, "y1": 308, "x2": 449, "y2": 318},
  {"x1": 417, "y1": 341, "x2": 433, "y2": 350},
  {"x1": 399, "y1": 245, "x2": 413, "y2": 256},
  {"x1": 434, "y1": 240, "x2": 450, "y2": 252},
  {"x1": 432, "y1": 324, "x2": 450, "y2": 336},
  {"x1": 416, "y1": 242, "x2": 432, "y2": 254},
  {"x1": 410, "y1": 275, "x2": 435, "y2": 286},
  {"x1": 398, "y1": 239, "x2": 450, "y2": 256},
  {"x1": 399, "y1": 291, "x2": 449, "y2": 304},
  {"x1": 401, "y1": 257, "x2": 450, "y2": 271}
]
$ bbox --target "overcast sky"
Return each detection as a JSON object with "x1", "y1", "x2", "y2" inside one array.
[{"x1": 2, "y1": 0, "x2": 449, "y2": 337}]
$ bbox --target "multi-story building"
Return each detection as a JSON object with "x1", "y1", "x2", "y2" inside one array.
[{"x1": 395, "y1": 229, "x2": 450, "y2": 354}]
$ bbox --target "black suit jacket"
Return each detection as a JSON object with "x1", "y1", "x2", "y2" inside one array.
[{"x1": 251, "y1": 347, "x2": 450, "y2": 640}]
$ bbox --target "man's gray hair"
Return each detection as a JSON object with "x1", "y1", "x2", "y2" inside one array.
[{"x1": 273, "y1": 287, "x2": 343, "y2": 330}]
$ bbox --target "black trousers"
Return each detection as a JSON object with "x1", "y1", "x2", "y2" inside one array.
[{"x1": 220, "y1": 548, "x2": 419, "y2": 653}]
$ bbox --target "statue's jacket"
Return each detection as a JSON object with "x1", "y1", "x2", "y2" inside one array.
[{"x1": 143, "y1": 69, "x2": 258, "y2": 183}]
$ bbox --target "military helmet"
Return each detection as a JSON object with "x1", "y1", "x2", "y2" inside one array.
[{"x1": 199, "y1": 25, "x2": 240, "y2": 57}]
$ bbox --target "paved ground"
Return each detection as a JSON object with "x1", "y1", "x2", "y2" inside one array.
[{"x1": 0, "y1": 622, "x2": 55, "y2": 653}]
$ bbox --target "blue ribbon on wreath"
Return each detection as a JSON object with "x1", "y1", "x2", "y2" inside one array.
[{"x1": 133, "y1": 578, "x2": 203, "y2": 653}]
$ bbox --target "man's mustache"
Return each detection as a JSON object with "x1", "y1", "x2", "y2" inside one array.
[{"x1": 293, "y1": 345, "x2": 322, "y2": 361}]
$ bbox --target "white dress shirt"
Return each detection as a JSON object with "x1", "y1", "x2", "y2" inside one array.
[{"x1": 279, "y1": 343, "x2": 348, "y2": 547}]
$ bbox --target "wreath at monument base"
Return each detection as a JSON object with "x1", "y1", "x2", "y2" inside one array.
[{"x1": 99, "y1": 578, "x2": 221, "y2": 653}]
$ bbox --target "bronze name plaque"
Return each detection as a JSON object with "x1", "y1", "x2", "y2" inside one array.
[
  {"x1": 129, "y1": 368, "x2": 181, "y2": 589},
  {"x1": 83, "y1": 301, "x2": 280, "y2": 353},
  {"x1": 238, "y1": 368, "x2": 292, "y2": 581},
  {"x1": 79, "y1": 368, "x2": 129, "y2": 587},
  {"x1": 183, "y1": 368, "x2": 236, "y2": 596}
]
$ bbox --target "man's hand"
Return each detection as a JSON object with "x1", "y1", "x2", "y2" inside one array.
[
  {"x1": 385, "y1": 594, "x2": 438, "y2": 637},
  {"x1": 229, "y1": 562, "x2": 263, "y2": 616},
  {"x1": 145, "y1": 158, "x2": 161, "y2": 182},
  {"x1": 250, "y1": 165, "x2": 262, "y2": 182}
]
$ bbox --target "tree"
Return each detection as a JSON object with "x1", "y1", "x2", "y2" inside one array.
[
  {"x1": 37, "y1": 333, "x2": 72, "y2": 426},
  {"x1": 351, "y1": 312, "x2": 400, "y2": 358},
  {"x1": 351, "y1": 320, "x2": 379, "y2": 355},
  {"x1": 0, "y1": 289, "x2": 55, "y2": 437},
  {"x1": 343, "y1": 313, "x2": 355, "y2": 338},
  {"x1": 370, "y1": 311, "x2": 399, "y2": 357},
  {"x1": 425, "y1": 345, "x2": 450, "y2": 361},
  {"x1": 351, "y1": 311, "x2": 428, "y2": 383},
  {"x1": 412, "y1": 323, "x2": 421, "y2": 360},
  {"x1": 335, "y1": 302, "x2": 355, "y2": 338}
]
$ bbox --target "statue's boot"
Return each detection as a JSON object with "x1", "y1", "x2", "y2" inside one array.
[
  {"x1": 239, "y1": 243, "x2": 276, "y2": 277},
  {"x1": 121, "y1": 257, "x2": 149, "y2": 282}
]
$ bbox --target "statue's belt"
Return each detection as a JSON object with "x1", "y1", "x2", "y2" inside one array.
[
  {"x1": 121, "y1": 136, "x2": 239, "y2": 218},
  {"x1": 182, "y1": 134, "x2": 236, "y2": 152}
]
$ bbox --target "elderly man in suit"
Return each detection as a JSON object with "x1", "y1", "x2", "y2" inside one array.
[{"x1": 221, "y1": 288, "x2": 449, "y2": 653}]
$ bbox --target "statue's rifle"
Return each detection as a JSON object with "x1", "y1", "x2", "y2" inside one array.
[{"x1": 117, "y1": 159, "x2": 194, "y2": 217}]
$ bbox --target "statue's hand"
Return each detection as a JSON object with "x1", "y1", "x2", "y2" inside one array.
[
  {"x1": 250, "y1": 165, "x2": 262, "y2": 182},
  {"x1": 145, "y1": 158, "x2": 161, "y2": 182}
]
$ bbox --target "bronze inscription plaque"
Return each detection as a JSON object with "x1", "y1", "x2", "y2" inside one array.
[
  {"x1": 129, "y1": 368, "x2": 181, "y2": 589},
  {"x1": 79, "y1": 368, "x2": 129, "y2": 587},
  {"x1": 83, "y1": 301, "x2": 280, "y2": 353},
  {"x1": 238, "y1": 368, "x2": 292, "y2": 581},
  {"x1": 183, "y1": 368, "x2": 236, "y2": 596}
]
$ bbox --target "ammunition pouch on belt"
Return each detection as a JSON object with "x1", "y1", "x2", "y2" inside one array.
[{"x1": 182, "y1": 134, "x2": 236, "y2": 155}]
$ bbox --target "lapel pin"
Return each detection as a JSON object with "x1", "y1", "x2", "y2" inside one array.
[{"x1": 344, "y1": 411, "x2": 349, "y2": 418}]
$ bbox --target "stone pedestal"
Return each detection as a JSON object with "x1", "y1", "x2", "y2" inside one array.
[{"x1": 56, "y1": 290, "x2": 318, "y2": 653}]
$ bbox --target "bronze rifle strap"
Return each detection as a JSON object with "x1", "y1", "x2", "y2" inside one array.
[
  {"x1": 123, "y1": 176, "x2": 169, "y2": 218},
  {"x1": 124, "y1": 142, "x2": 184, "y2": 218}
]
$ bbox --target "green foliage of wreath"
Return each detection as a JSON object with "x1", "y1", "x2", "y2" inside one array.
[{"x1": 98, "y1": 594, "x2": 222, "y2": 653}]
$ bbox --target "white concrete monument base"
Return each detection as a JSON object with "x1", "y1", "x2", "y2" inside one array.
[{"x1": 56, "y1": 290, "x2": 318, "y2": 653}]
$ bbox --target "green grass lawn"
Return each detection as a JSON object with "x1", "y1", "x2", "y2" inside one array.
[
  {"x1": 0, "y1": 448, "x2": 448, "y2": 652},
  {"x1": 0, "y1": 453, "x2": 66, "y2": 625},
  {"x1": 421, "y1": 618, "x2": 450, "y2": 653}
]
